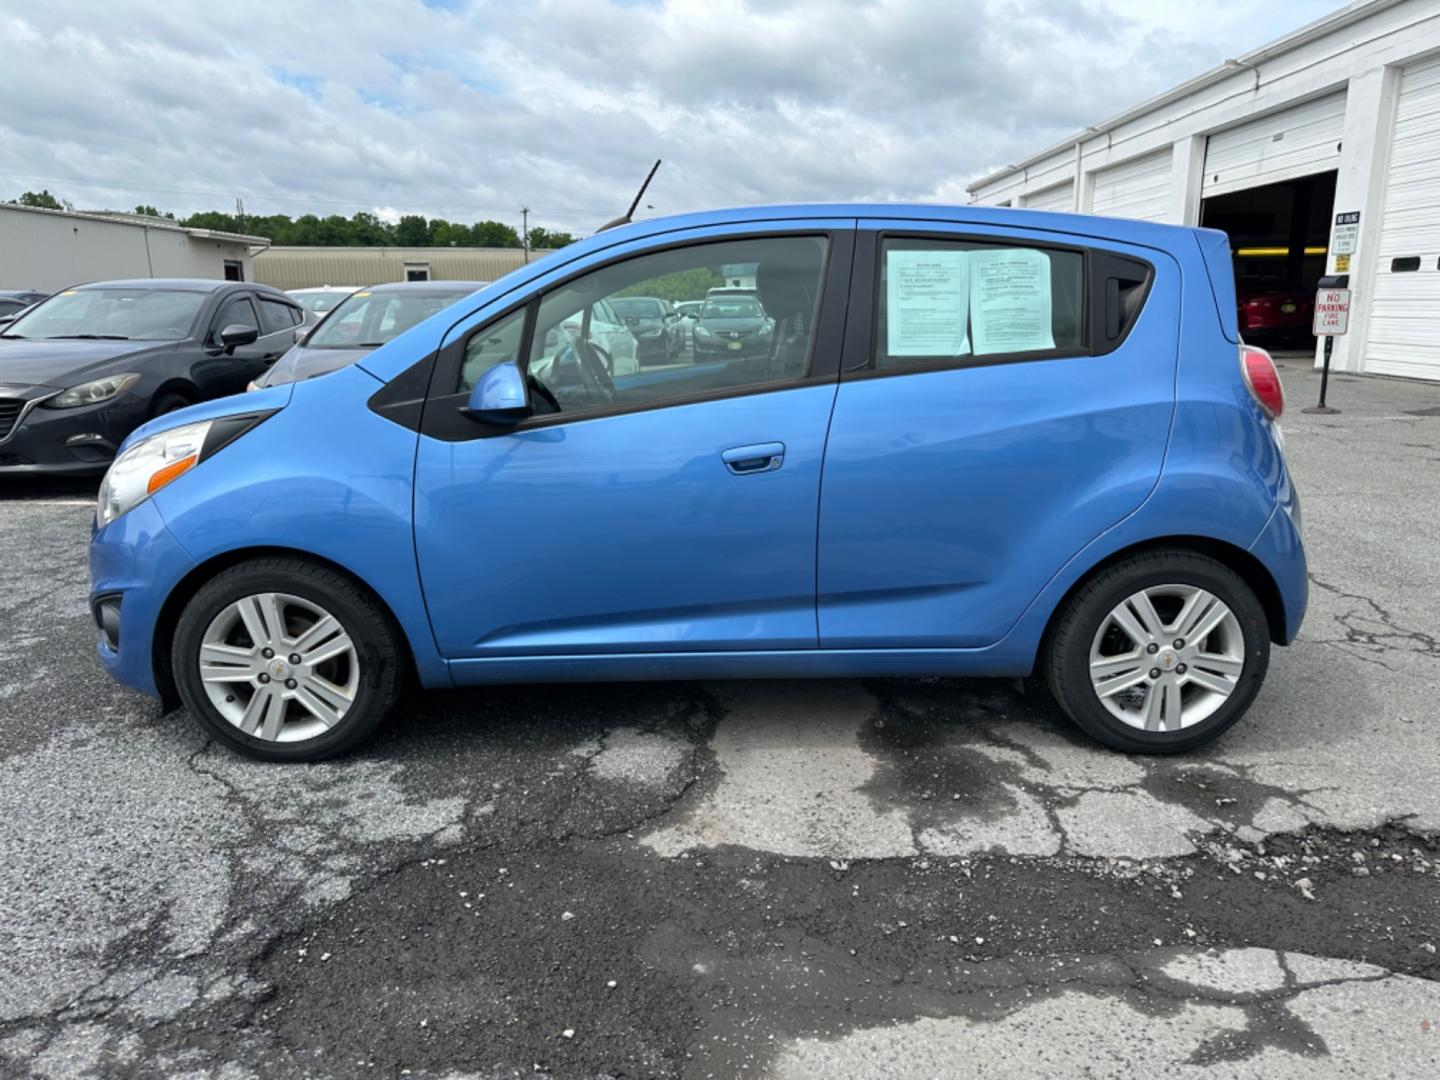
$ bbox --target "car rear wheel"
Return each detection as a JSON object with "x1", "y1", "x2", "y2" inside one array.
[
  {"x1": 172, "y1": 557, "x2": 405, "y2": 761},
  {"x1": 1044, "y1": 550, "x2": 1270, "y2": 753}
]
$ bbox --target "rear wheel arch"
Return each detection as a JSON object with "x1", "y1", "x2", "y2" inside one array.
[
  {"x1": 1040, "y1": 535, "x2": 1288, "y2": 657},
  {"x1": 151, "y1": 546, "x2": 417, "y2": 710}
]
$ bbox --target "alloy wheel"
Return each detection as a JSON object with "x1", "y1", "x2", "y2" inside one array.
[
  {"x1": 197, "y1": 591, "x2": 359, "y2": 742},
  {"x1": 1087, "y1": 584, "x2": 1246, "y2": 732}
]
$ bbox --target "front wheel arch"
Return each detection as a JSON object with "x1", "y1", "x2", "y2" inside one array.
[{"x1": 151, "y1": 546, "x2": 416, "y2": 711}]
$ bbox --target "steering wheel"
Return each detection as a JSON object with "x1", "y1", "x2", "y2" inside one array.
[{"x1": 571, "y1": 336, "x2": 616, "y2": 403}]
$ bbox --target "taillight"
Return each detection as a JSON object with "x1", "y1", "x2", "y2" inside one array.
[{"x1": 1240, "y1": 344, "x2": 1284, "y2": 419}]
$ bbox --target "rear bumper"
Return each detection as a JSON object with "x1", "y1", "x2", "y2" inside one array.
[
  {"x1": 89, "y1": 497, "x2": 197, "y2": 697},
  {"x1": 1248, "y1": 498, "x2": 1307, "y2": 644}
]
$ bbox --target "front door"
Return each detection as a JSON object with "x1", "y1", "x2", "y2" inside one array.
[
  {"x1": 413, "y1": 228, "x2": 853, "y2": 662},
  {"x1": 817, "y1": 222, "x2": 1180, "y2": 649}
]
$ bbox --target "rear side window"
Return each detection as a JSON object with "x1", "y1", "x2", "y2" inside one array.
[
  {"x1": 258, "y1": 297, "x2": 301, "y2": 334},
  {"x1": 874, "y1": 238, "x2": 1085, "y2": 369}
]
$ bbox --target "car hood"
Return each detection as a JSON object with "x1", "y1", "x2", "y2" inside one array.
[
  {"x1": 261, "y1": 344, "x2": 372, "y2": 387},
  {"x1": 0, "y1": 338, "x2": 168, "y2": 390}
]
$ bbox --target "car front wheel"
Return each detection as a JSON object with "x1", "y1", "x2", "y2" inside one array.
[
  {"x1": 1044, "y1": 550, "x2": 1270, "y2": 753},
  {"x1": 172, "y1": 557, "x2": 405, "y2": 761}
]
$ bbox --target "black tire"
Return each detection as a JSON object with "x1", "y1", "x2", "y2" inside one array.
[
  {"x1": 1044, "y1": 549, "x2": 1270, "y2": 754},
  {"x1": 172, "y1": 557, "x2": 405, "y2": 762},
  {"x1": 151, "y1": 391, "x2": 193, "y2": 417}
]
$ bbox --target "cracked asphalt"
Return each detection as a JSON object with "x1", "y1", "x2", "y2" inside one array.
[{"x1": 2, "y1": 354, "x2": 1438, "y2": 1077}]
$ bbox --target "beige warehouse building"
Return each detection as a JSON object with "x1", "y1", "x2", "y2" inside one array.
[
  {"x1": 254, "y1": 246, "x2": 531, "y2": 291},
  {"x1": 0, "y1": 204, "x2": 267, "y2": 290}
]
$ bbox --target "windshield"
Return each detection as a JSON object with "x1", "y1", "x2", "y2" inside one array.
[
  {"x1": 3, "y1": 288, "x2": 206, "y2": 341},
  {"x1": 295, "y1": 292, "x2": 350, "y2": 314},
  {"x1": 306, "y1": 290, "x2": 470, "y2": 348},
  {"x1": 700, "y1": 297, "x2": 764, "y2": 319},
  {"x1": 609, "y1": 297, "x2": 663, "y2": 319}
]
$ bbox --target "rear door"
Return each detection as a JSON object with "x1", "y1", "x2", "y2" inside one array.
[{"x1": 817, "y1": 221, "x2": 1180, "y2": 649}]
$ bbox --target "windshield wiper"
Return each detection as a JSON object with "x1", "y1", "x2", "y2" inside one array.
[
  {"x1": 0, "y1": 333, "x2": 26, "y2": 339},
  {"x1": 353, "y1": 342, "x2": 387, "y2": 347},
  {"x1": 46, "y1": 333, "x2": 131, "y2": 340}
]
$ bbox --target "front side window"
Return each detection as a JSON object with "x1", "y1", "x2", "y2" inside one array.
[
  {"x1": 520, "y1": 235, "x2": 828, "y2": 415},
  {"x1": 875, "y1": 238, "x2": 1084, "y2": 369},
  {"x1": 4, "y1": 288, "x2": 207, "y2": 342},
  {"x1": 215, "y1": 296, "x2": 259, "y2": 336}
]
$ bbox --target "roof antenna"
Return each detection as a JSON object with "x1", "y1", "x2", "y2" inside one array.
[{"x1": 597, "y1": 159, "x2": 661, "y2": 233}]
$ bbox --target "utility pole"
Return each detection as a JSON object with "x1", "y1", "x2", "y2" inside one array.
[
  {"x1": 235, "y1": 197, "x2": 246, "y2": 233},
  {"x1": 521, "y1": 207, "x2": 530, "y2": 264}
]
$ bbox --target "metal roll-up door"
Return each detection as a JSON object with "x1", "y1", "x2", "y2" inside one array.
[
  {"x1": 1089, "y1": 148, "x2": 1173, "y2": 222},
  {"x1": 1367, "y1": 56, "x2": 1440, "y2": 380},
  {"x1": 1202, "y1": 91, "x2": 1346, "y2": 197},
  {"x1": 1024, "y1": 182, "x2": 1074, "y2": 212}
]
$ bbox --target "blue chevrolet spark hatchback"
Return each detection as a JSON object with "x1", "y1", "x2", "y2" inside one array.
[{"x1": 89, "y1": 205, "x2": 1305, "y2": 761}]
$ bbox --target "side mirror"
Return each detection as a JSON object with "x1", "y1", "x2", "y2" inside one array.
[
  {"x1": 293, "y1": 326, "x2": 309, "y2": 345},
  {"x1": 219, "y1": 323, "x2": 259, "y2": 354},
  {"x1": 464, "y1": 360, "x2": 531, "y2": 425}
]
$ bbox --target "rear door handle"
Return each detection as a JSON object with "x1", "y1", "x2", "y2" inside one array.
[{"x1": 722, "y1": 442, "x2": 786, "y2": 475}]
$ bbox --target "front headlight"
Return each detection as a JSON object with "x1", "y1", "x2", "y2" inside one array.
[
  {"x1": 47, "y1": 373, "x2": 141, "y2": 409},
  {"x1": 97, "y1": 420, "x2": 212, "y2": 528},
  {"x1": 695, "y1": 325, "x2": 713, "y2": 339},
  {"x1": 96, "y1": 411, "x2": 274, "y2": 527}
]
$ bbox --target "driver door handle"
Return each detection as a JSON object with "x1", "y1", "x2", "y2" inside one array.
[{"x1": 722, "y1": 442, "x2": 785, "y2": 475}]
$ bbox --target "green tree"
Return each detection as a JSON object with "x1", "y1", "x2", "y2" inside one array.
[
  {"x1": 527, "y1": 226, "x2": 576, "y2": 250},
  {"x1": 394, "y1": 214, "x2": 429, "y2": 246},
  {"x1": 13, "y1": 189, "x2": 63, "y2": 210},
  {"x1": 178, "y1": 210, "x2": 242, "y2": 232},
  {"x1": 348, "y1": 211, "x2": 393, "y2": 245},
  {"x1": 615, "y1": 267, "x2": 723, "y2": 303},
  {"x1": 132, "y1": 204, "x2": 174, "y2": 219},
  {"x1": 471, "y1": 219, "x2": 521, "y2": 247}
]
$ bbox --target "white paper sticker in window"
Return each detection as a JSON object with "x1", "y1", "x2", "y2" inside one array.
[
  {"x1": 886, "y1": 250, "x2": 970, "y2": 357},
  {"x1": 969, "y1": 248, "x2": 1054, "y2": 355}
]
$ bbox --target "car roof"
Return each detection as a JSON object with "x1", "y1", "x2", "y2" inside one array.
[
  {"x1": 287, "y1": 286, "x2": 358, "y2": 294},
  {"x1": 72, "y1": 278, "x2": 291, "y2": 296},
  {"x1": 356, "y1": 280, "x2": 490, "y2": 294}
]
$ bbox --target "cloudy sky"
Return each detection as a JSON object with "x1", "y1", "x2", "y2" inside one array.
[{"x1": 0, "y1": 0, "x2": 1343, "y2": 235}]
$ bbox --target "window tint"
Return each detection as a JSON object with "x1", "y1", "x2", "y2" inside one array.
[
  {"x1": 875, "y1": 238, "x2": 1084, "y2": 369},
  {"x1": 258, "y1": 297, "x2": 300, "y2": 334},
  {"x1": 215, "y1": 296, "x2": 259, "y2": 338},
  {"x1": 522, "y1": 235, "x2": 828, "y2": 415},
  {"x1": 460, "y1": 308, "x2": 527, "y2": 392}
]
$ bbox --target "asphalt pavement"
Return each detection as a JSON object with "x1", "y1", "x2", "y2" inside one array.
[{"x1": 1, "y1": 353, "x2": 1438, "y2": 1077}]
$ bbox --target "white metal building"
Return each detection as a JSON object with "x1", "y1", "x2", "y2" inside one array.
[
  {"x1": 968, "y1": 0, "x2": 1440, "y2": 381},
  {"x1": 0, "y1": 204, "x2": 267, "y2": 292}
]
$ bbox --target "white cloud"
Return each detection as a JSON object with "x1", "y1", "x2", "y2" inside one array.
[{"x1": 0, "y1": 0, "x2": 1344, "y2": 234}]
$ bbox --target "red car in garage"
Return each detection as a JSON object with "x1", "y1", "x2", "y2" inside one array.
[{"x1": 1236, "y1": 277, "x2": 1313, "y2": 341}]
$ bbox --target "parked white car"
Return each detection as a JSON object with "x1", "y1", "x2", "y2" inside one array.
[{"x1": 557, "y1": 297, "x2": 639, "y2": 375}]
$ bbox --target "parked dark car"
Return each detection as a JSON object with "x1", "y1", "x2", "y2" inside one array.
[
  {"x1": 250, "y1": 281, "x2": 487, "y2": 390},
  {"x1": 0, "y1": 290, "x2": 50, "y2": 322},
  {"x1": 607, "y1": 296, "x2": 682, "y2": 362},
  {"x1": 692, "y1": 294, "x2": 774, "y2": 363},
  {"x1": 0, "y1": 279, "x2": 303, "y2": 475}
]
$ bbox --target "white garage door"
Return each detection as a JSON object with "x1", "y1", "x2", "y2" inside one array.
[
  {"x1": 1089, "y1": 149, "x2": 1173, "y2": 222},
  {"x1": 1202, "y1": 91, "x2": 1346, "y2": 197},
  {"x1": 1367, "y1": 56, "x2": 1440, "y2": 380},
  {"x1": 1024, "y1": 182, "x2": 1073, "y2": 212}
]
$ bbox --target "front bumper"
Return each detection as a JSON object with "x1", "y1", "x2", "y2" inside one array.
[
  {"x1": 0, "y1": 391, "x2": 148, "y2": 474},
  {"x1": 89, "y1": 496, "x2": 198, "y2": 697}
]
